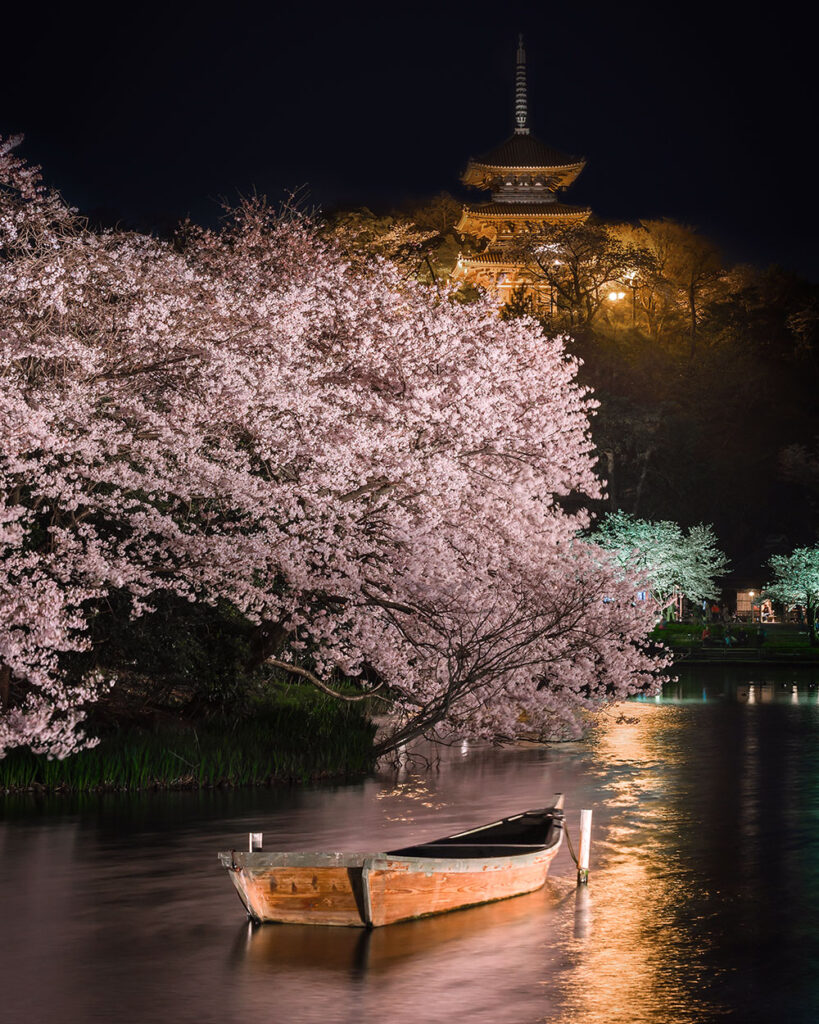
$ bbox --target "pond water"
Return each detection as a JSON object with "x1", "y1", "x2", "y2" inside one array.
[{"x1": 3, "y1": 665, "x2": 819, "y2": 1024}]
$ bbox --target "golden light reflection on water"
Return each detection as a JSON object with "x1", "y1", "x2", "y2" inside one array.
[
  {"x1": 544, "y1": 704, "x2": 723, "y2": 1024},
  {"x1": 374, "y1": 779, "x2": 446, "y2": 820}
]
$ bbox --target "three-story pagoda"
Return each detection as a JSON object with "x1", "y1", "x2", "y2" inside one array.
[{"x1": 454, "y1": 36, "x2": 590, "y2": 308}]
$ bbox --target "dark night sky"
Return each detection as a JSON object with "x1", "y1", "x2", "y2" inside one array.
[{"x1": 3, "y1": 1, "x2": 817, "y2": 279}]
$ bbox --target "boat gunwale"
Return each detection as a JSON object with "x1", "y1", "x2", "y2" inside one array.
[
  {"x1": 218, "y1": 804, "x2": 564, "y2": 873},
  {"x1": 364, "y1": 844, "x2": 559, "y2": 874},
  {"x1": 218, "y1": 851, "x2": 370, "y2": 870},
  {"x1": 218, "y1": 847, "x2": 557, "y2": 872}
]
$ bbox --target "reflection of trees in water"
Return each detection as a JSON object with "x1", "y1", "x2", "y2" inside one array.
[
  {"x1": 227, "y1": 705, "x2": 721, "y2": 1023},
  {"x1": 665, "y1": 665, "x2": 819, "y2": 704}
]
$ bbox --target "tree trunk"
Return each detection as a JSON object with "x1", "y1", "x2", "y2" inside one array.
[
  {"x1": 0, "y1": 663, "x2": 10, "y2": 706},
  {"x1": 602, "y1": 450, "x2": 618, "y2": 510},
  {"x1": 632, "y1": 445, "x2": 655, "y2": 516},
  {"x1": 688, "y1": 281, "x2": 698, "y2": 359},
  {"x1": 248, "y1": 620, "x2": 289, "y2": 671}
]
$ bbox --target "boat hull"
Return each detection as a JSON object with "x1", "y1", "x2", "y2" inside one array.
[
  {"x1": 221, "y1": 852, "x2": 370, "y2": 927},
  {"x1": 362, "y1": 845, "x2": 561, "y2": 927},
  {"x1": 220, "y1": 841, "x2": 562, "y2": 928}
]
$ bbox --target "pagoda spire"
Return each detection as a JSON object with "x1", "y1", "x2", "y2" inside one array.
[{"x1": 514, "y1": 34, "x2": 529, "y2": 135}]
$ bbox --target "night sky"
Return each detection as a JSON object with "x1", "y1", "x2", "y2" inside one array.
[{"x1": 4, "y1": 1, "x2": 817, "y2": 279}]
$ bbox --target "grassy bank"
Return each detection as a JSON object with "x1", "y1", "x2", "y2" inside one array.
[
  {"x1": 0, "y1": 690, "x2": 377, "y2": 794},
  {"x1": 653, "y1": 622, "x2": 819, "y2": 661}
]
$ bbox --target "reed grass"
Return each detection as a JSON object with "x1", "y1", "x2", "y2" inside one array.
[{"x1": 0, "y1": 691, "x2": 377, "y2": 794}]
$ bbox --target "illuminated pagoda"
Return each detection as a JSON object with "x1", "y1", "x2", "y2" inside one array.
[{"x1": 454, "y1": 36, "x2": 591, "y2": 309}]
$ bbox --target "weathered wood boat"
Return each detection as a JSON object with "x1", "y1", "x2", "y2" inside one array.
[{"x1": 219, "y1": 795, "x2": 564, "y2": 928}]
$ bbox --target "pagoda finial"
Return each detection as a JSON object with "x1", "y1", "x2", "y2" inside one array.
[{"x1": 515, "y1": 34, "x2": 529, "y2": 135}]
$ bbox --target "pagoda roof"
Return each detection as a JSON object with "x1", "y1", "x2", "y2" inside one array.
[
  {"x1": 459, "y1": 252, "x2": 522, "y2": 266},
  {"x1": 462, "y1": 201, "x2": 590, "y2": 219},
  {"x1": 461, "y1": 38, "x2": 588, "y2": 193},
  {"x1": 474, "y1": 133, "x2": 583, "y2": 171},
  {"x1": 462, "y1": 134, "x2": 586, "y2": 190}
]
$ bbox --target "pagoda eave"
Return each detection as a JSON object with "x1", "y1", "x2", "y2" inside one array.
[
  {"x1": 461, "y1": 159, "x2": 585, "y2": 190},
  {"x1": 453, "y1": 254, "x2": 551, "y2": 292},
  {"x1": 460, "y1": 201, "x2": 591, "y2": 219},
  {"x1": 455, "y1": 203, "x2": 591, "y2": 238},
  {"x1": 456, "y1": 254, "x2": 526, "y2": 269}
]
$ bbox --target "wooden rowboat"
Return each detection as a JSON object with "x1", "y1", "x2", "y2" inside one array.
[{"x1": 218, "y1": 795, "x2": 564, "y2": 928}]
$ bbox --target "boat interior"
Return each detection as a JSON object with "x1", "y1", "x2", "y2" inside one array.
[{"x1": 386, "y1": 807, "x2": 562, "y2": 859}]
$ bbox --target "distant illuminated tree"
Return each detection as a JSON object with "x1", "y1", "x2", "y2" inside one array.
[
  {"x1": 592, "y1": 511, "x2": 729, "y2": 616},
  {"x1": 512, "y1": 222, "x2": 655, "y2": 327},
  {"x1": 400, "y1": 193, "x2": 462, "y2": 284},
  {"x1": 403, "y1": 192, "x2": 462, "y2": 237},
  {"x1": 636, "y1": 220, "x2": 724, "y2": 354},
  {"x1": 764, "y1": 547, "x2": 819, "y2": 646}
]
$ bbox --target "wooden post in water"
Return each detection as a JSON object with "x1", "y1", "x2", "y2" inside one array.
[
  {"x1": 249, "y1": 832, "x2": 263, "y2": 852},
  {"x1": 573, "y1": 882, "x2": 592, "y2": 939},
  {"x1": 577, "y1": 809, "x2": 592, "y2": 885}
]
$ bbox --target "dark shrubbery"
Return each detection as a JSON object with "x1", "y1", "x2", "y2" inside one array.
[{"x1": 0, "y1": 688, "x2": 377, "y2": 793}]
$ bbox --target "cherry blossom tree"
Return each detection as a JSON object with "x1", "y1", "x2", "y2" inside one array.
[
  {"x1": 764, "y1": 547, "x2": 819, "y2": 646},
  {"x1": 1, "y1": 137, "x2": 670, "y2": 759},
  {"x1": 592, "y1": 510, "x2": 729, "y2": 618}
]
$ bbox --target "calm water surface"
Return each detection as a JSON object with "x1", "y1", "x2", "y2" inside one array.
[{"x1": 4, "y1": 665, "x2": 819, "y2": 1024}]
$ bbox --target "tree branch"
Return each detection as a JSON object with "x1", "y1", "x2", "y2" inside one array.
[{"x1": 266, "y1": 657, "x2": 391, "y2": 704}]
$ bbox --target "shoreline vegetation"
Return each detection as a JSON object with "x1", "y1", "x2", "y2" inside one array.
[{"x1": 0, "y1": 688, "x2": 377, "y2": 797}]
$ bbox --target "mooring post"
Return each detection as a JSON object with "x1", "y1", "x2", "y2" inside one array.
[
  {"x1": 249, "y1": 832, "x2": 263, "y2": 852},
  {"x1": 577, "y1": 809, "x2": 592, "y2": 885}
]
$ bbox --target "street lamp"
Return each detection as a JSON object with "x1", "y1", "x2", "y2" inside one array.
[
  {"x1": 623, "y1": 269, "x2": 638, "y2": 325},
  {"x1": 607, "y1": 291, "x2": 625, "y2": 339},
  {"x1": 549, "y1": 259, "x2": 561, "y2": 320}
]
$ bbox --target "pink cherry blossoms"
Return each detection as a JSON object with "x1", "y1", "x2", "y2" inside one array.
[{"x1": 0, "y1": 137, "x2": 669, "y2": 758}]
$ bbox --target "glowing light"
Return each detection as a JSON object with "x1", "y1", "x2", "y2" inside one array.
[{"x1": 608, "y1": 291, "x2": 626, "y2": 301}]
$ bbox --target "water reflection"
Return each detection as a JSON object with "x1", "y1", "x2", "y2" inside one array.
[
  {"x1": 227, "y1": 876, "x2": 580, "y2": 1023},
  {"x1": 236, "y1": 884, "x2": 570, "y2": 976},
  {"x1": 572, "y1": 883, "x2": 592, "y2": 940},
  {"x1": 637, "y1": 664, "x2": 819, "y2": 705},
  {"x1": 4, "y1": 666, "x2": 819, "y2": 1022},
  {"x1": 544, "y1": 704, "x2": 720, "y2": 1024}
]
